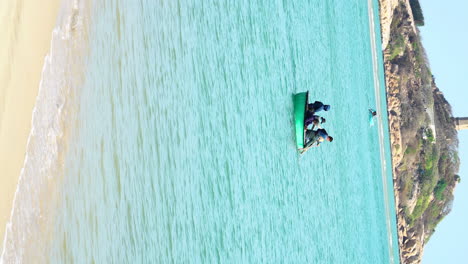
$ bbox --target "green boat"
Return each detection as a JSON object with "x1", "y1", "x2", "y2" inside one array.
[{"x1": 293, "y1": 91, "x2": 309, "y2": 149}]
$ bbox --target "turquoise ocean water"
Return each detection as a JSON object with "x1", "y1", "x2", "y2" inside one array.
[{"x1": 2, "y1": 0, "x2": 400, "y2": 263}]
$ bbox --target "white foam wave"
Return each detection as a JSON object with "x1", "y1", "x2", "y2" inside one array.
[{"x1": 1, "y1": 0, "x2": 89, "y2": 263}]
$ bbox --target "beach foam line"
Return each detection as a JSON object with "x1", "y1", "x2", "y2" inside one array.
[
  {"x1": 367, "y1": 0, "x2": 399, "y2": 263},
  {"x1": 0, "y1": 0, "x2": 90, "y2": 262}
]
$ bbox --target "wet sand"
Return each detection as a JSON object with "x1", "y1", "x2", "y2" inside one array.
[{"x1": 0, "y1": 0, "x2": 62, "y2": 249}]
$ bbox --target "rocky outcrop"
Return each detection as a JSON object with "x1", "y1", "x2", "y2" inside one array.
[
  {"x1": 379, "y1": 0, "x2": 400, "y2": 50},
  {"x1": 379, "y1": 0, "x2": 416, "y2": 50},
  {"x1": 378, "y1": 1, "x2": 460, "y2": 263},
  {"x1": 380, "y1": 1, "x2": 426, "y2": 262}
]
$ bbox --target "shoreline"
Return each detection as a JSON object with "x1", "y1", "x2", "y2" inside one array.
[
  {"x1": 378, "y1": 0, "x2": 407, "y2": 263},
  {"x1": 0, "y1": 0, "x2": 62, "y2": 250},
  {"x1": 378, "y1": 0, "x2": 433, "y2": 263}
]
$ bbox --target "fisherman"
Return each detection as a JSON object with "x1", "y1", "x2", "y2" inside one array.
[
  {"x1": 307, "y1": 101, "x2": 330, "y2": 114},
  {"x1": 304, "y1": 128, "x2": 333, "y2": 148},
  {"x1": 304, "y1": 114, "x2": 326, "y2": 129}
]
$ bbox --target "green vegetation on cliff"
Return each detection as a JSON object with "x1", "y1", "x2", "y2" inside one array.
[
  {"x1": 409, "y1": 0, "x2": 425, "y2": 26},
  {"x1": 387, "y1": 1, "x2": 459, "y2": 244}
]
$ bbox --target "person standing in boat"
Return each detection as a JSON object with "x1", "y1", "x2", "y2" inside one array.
[{"x1": 307, "y1": 101, "x2": 330, "y2": 114}]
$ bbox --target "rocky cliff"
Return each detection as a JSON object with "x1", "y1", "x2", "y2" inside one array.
[{"x1": 378, "y1": 1, "x2": 460, "y2": 263}]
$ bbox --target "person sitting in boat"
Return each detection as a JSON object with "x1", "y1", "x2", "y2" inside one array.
[
  {"x1": 307, "y1": 101, "x2": 330, "y2": 114},
  {"x1": 304, "y1": 128, "x2": 333, "y2": 148},
  {"x1": 304, "y1": 114, "x2": 326, "y2": 129},
  {"x1": 369, "y1": 108, "x2": 377, "y2": 116}
]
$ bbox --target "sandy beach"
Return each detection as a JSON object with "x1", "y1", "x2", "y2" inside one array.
[{"x1": 0, "y1": 0, "x2": 62, "y2": 249}]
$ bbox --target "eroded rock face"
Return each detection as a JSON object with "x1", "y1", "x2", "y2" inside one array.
[
  {"x1": 379, "y1": 0, "x2": 416, "y2": 50},
  {"x1": 376, "y1": 1, "x2": 460, "y2": 263},
  {"x1": 379, "y1": 0, "x2": 400, "y2": 49},
  {"x1": 379, "y1": 0, "x2": 424, "y2": 263}
]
